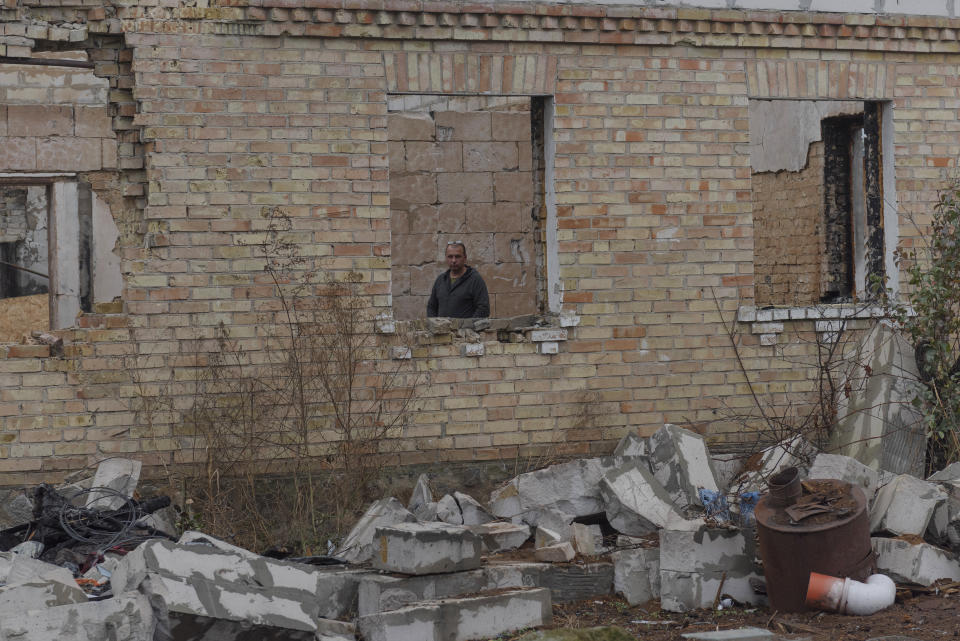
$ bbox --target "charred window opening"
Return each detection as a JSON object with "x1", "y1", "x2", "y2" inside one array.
[{"x1": 751, "y1": 100, "x2": 894, "y2": 307}]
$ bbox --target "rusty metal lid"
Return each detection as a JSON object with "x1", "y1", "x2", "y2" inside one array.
[{"x1": 755, "y1": 478, "x2": 867, "y2": 533}]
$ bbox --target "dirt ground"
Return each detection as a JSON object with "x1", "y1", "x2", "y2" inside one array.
[{"x1": 529, "y1": 591, "x2": 960, "y2": 640}]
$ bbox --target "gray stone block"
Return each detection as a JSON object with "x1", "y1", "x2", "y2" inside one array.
[
  {"x1": 807, "y1": 453, "x2": 879, "y2": 499},
  {"x1": 484, "y1": 561, "x2": 614, "y2": 603},
  {"x1": 358, "y1": 569, "x2": 488, "y2": 617},
  {"x1": 613, "y1": 432, "x2": 649, "y2": 458},
  {"x1": 409, "y1": 473, "x2": 433, "y2": 513},
  {"x1": 372, "y1": 522, "x2": 482, "y2": 575},
  {"x1": 601, "y1": 459, "x2": 684, "y2": 536},
  {"x1": 535, "y1": 541, "x2": 575, "y2": 563},
  {"x1": 437, "y1": 494, "x2": 464, "y2": 525},
  {"x1": 870, "y1": 474, "x2": 947, "y2": 536},
  {"x1": 489, "y1": 458, "x2": 621, "y2": 524},
  {"x1": 612, "y1": 547, "x2": 660, "y2": 605},
  {"x1": 335, "y1": 498, "x2": 417, "y2": 564},
  {"x1": 469, "y1": 521, "x2": 530, "y2": 553},
  {"x1": 86, "y1": 457, "x2": 142, "y2": 510},
  {"x1": 358, "y1": 588, "x2": 552, "y2": 641},
  {"x1": 0, "y1": 593, "x2": 155, "y2": 641},
  {"x1": 649, "y1": 424, "x2": 720, "y2": 512},
  {"x1": 454, "y1": 492, "x2": 495, "y2": 526},
  {"x1": 872, "y1": 537, "x2": 960, "y2": 586}
]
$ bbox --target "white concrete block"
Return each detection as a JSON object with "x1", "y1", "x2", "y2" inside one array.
[
  {"x1": 873, "y1": 537, "x2": 960, "y2": 586},
  {"x1": 806, "y1": 452, "x2": 879, "y2": 499},
  {"x1": 649, "y1": 423, "x2": 720, "y2": 512},
  {"x1": 528, "y1": 328, "x2": 567, "y2": 342},
  {"x1": 461, "y1": 343, "x2": 484, "y2": 357},
  {"x1": 469, "y1": 522, "x2": 530, "y2": 553},
  {"x1": 454, "y1": 492, "x2": 495, "y2": 526},
  {"x1": 535, "y1": 541, "x2": 576, "y2": 563},
  {"x1": 336, "y1": 497, "x2": 417, "y2": 564},
  {"x1": 538, "y1": 341, "x2": 559, "y2": 354},
  {"x1": 0, "y1": 593, "x2": 155, "y2": 641},
  {"x1": 870, "y1": 474, "x2": 946, "y2": 536},
  {"x1": 372, "y1": 522, "x2": 483, "y2": 575},
  {"x1": 612, "y1": 547, "x2": 660, "y2": 605},
  {"x1": 601, "y1": 459, "x2": 684, "y2": 536},
  {"x1": 86, "y1": 457, "x2": 142, "y2": 510}
]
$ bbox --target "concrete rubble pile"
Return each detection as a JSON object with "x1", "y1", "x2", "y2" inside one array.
[{"x1": 7, "y1": 423, "x2": 960, "y2": 640}]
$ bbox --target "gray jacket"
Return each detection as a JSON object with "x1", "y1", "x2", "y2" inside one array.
[{"x1": 426, "y1": 267, "x2": 490, "y2": 318}]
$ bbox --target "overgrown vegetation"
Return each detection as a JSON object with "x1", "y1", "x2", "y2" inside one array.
[
  {"x1": 894, "y1": 183, "x2": 960, "y2": 465},
  {"x1": 175, "y1": 209, "x2": 420, "y2": 554}
]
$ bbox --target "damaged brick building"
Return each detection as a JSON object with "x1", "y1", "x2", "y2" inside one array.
[{"x1": 0, "y1": 0, "x2": 954, "y2": 483}]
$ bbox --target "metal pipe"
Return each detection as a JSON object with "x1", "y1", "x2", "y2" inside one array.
[
  {"x1": 0, "y1": 259, "x2": 49, "y2": 279},
  {"x1": 0, "y1": 57, "x2": 95, "y2": 69}
]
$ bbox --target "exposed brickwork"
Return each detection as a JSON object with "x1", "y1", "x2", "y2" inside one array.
[
  {"x1": 752, "y1": 142, "x2": 824, "y2": 306},
  {"x1": 0, "y1": 4, "x2": 954, "y2": 483}
]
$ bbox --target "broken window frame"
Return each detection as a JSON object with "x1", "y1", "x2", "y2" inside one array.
[{"x1": 386, "y1": 93, "x2": 561, "y2": 321}]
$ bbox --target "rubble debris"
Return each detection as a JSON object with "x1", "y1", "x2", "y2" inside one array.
[
  {"x1": 872, "y1": 537, "x2": 960, "y2": 586},
  {"x1": 454, "y1": 491, "x2": 495, "y2": 525},
  {"x1": 807, "y1": 452, "x2": 880, "y2": 500},
  {"x1": 334, "y1": 497, "x2": 416, "y2": 564},
  {"x1": 86, "y1": 458, "x2": 142, "y2": 511},
  {"x1": 831, "y1": 321, "x2": 926, "y2": 477},
  {"x1": 612, "y1": 546, "x2": 660, "y2": 605},
  {"x1": 649, "y1": 423, "x2": 721, "y2": 512},
  {"x1": 468, "y1": 521, "x2": 530, "y2": 553},
  {"x1": 613, "y1": 432, "x2": 648, "y2": 458},
  {"x1": 659, "y1": 525, "x2": 764, "y2": 612},
  {"x1": 600, "y1": 459, "x2": 684, "y2": 536},
  {"x1": 0, "y1": 593, "x2": 156, "y2": 641},
  {"x1": 357, "y1": 587, "x2": 552, "y2": 641},
  {"x1": 515, "y1": 628, "x2": 635, "y2": 641},
  {"x1": 371, "y1": 522, "x2": 483, "y2": 575},
  {"x1": 870, "y1": 474, "x2": 947, "y2": 536},
  {"x1": 535, "y1": 541, "x2": 576, "y2": 563},
  {"x1": 489, "y1": 458, "x2": 619, "y2": 524},
  {"x1": 436, "y1": 494, "x2": 464, "y2": 525}
]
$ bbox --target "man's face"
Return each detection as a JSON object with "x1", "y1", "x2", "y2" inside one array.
[{"x1": 446, "y1": 245, "x2": 466, "y2": 274}]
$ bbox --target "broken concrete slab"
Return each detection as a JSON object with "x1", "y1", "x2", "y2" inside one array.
[
  {"x1": 0, "y1": 491, "x2": 33, "y2": 530},
  {"x1": 711, "y1": 456, "x2": 743, "y2": 493},
  {"x1": 0, "y1": 593, "x2": 156, "y2": 641},
  {"x1": 516, "y1": 628, "x2": 635, "y2": 641},
  {"x1": 649, "y1": 424, "x2": 720, "y2": 512},
  {"x1": 659, "y1": 526, "x2": 763, "y2": 612},
  {"x1": 469, "y1": 521, "x2": 530, "y2": 553},
  {"x1": 490, "y1": 457, "x2": 621, "y2": 524},
  {"x1": 454, "y1": 491, "x2": 495, "y2": 526},
  {"x1": 571, "y1": 523, "x2": 602, "y2": 556},
  {"x1": 358, "y1": 587, "x2": 552, "y2": 641},
  {"x1": 86, "y1": 457, "x2": 142, "y2": 510},
  {"x1": 831, "y1": 322, "x2": 926, "y2": 477},
  {"x1": 0, "y1": 577, "x2": 88, "y2": 618},
  {"x1": 731, "y1": 435, "x2": 814, "y2": 493},
  {"x1": 485, "y1": 562, "x2": 614, "y2": 603},
  {"x1": 178, "y1": 529, "x2": 261, "y2": 559},
  {"x1": 613, "y1": 432, "x2": 649, "y2": 458},
  {"x1": 681, "y1": 628, "x2": 775, "y2": 641},
  {"x1": 535, "y1": 526, "x2": 563, "y2": 549},
  {"x1": 535, "y1": 541, "x2": 576, "y2": 563},
  {"x1": 372, "y1": 522, "x2": 483, "y2": 575},
  {"x1": 929, "y1": 462, "x2": 960, "y2": 482},
  {"x1": 335, "y1": 497, "x2": 417, "y2": 564},
  {"x1": 869, "y1": 474, "x2": 947, "y2": 536},
  {"x1": 0, "y1": 552, "x2": 74, "y2": 586},
  {"x1": 409, "y1": 473, "x2": 433, "y2": 513},
  {"x1": 526, "y1": 508, "x2": 574, "y2": 543},
  {"x1": 600, "y1": 459, "x2": 685, "y2": 536},
  {"x1": 612, "y1": 547, "x2": 660, "y2": 605},
  {"x1": 872, "y1": 537, "x2": 960, "y2": 586},
  {"x1": 807, "y1": 452, "x2": 879, "y2": 499},
  {"x1": 358, "y1": 569, "x2": 488, "y2": 617},
  {"x1": 437, "y1": 494, "x2": 464, "y2": 525}
]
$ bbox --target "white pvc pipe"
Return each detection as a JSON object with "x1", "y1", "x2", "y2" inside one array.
[{"x1": 806, "y1": 572, "x2": 896, "y2": 615}]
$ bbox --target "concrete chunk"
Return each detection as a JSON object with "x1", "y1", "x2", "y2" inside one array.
[
  {"x1": 0, "y1": 577, "x2": 87, "y2": 618},
  {"x1": 612, "y1": 547, "x2": 660, "y2": 605},
  {"x1": 0, "y1": 593, "x2": 156, "y2": 641},
  {"x1": 454, "y1": 492, "x2": 495, "y2": 526},
  {"x1": 659, "y1": 526, "x2": 763, "y2": 612},
  {"x1": 358, "y1": 588, "x2": 552, "y2": 641},
  {"x1": 807, "y1": 452, "x2": 879, "y2": 499},
  {"x1": 873, "y1": 537, "x2": 960, "y2": 586},
  {"x1": 372, "y1": 522, "x2": 483, "y2": 575},
  {"x1": 469, "y1": 521, "x2": 530, "y2": 553},
  {"x1": 358, "y1": 569, "x2": 488, "y2": 617},
  {"x1": 649, "y1": 424, "x2": 720, "y2": 512},
  {"x1": 870, "y1": 474, "x2": 947, "y2": 536},
  {"x1": 613, "y1": 432, "x2": 649, "y2": 458},
  {"x1": 571, "y1": 523, "x2": 602, "y2": 556},
  {"x1": 335, "y1": 498, "x2": 417, "y2": 564},
  {"x1": 409, "y1": 474, "x2": 433, "y2": 513},
  {"x1": 437, "y1": 494, "x2": 464, "y2": 525},
  {"x1": 535, "y1": 541, "x2": 576, "y2": 563},
  {"x1": 600, "y1": 459, "x2": 684, "y2": 536},
  {"x1": 484, "y1": 561, "x2": 613, "y2": 603},
  {"x1": 86, "y1": 457, "x2": 142, "y2": 511},
  {"x1": 490, "y1": 458, "x2": 620, "y2": 524}
]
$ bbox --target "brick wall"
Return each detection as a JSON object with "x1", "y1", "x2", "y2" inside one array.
[
  {"x1": 753, "y1": 141, "x2": 824, "y2": 306},
  {"x1": 389, "y1": 107, "x2": 538, "y2": 320},
  {"x1": 0, "y1": 5, "x2": 954, "y2": 483}
]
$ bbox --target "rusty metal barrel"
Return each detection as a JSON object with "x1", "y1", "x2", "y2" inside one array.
[{"x1": 755, "y1": 478, "x2": 875, "y2": 612}]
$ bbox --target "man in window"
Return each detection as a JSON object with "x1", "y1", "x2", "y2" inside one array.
[{"x1": 427, "y1": 241, "x2": 490, "y2": 318}]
